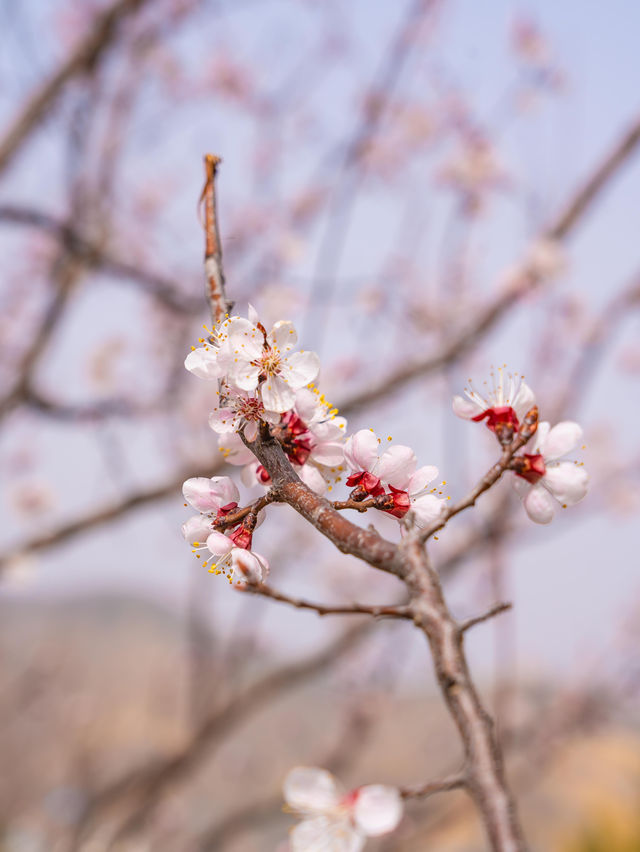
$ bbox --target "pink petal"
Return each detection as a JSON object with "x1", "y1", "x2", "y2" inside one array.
[
  {"x1": 290, "y1": 816, "x2": 364, "y2": 852},
  {"x1": 231, "y1": 549, "x2": 267, "y2": 583},
  {"x1": 408, "y1": 465, "x2": 439, "y2": 494},
  {"x1": 205, "y1": 530, "x2": 234, "y2": 559},
  {"x1": 181, "y1": 515, "x2": 213, "y2": 543},
  {"x1": 208, "y1": 406, "x2": 237, "y2": 434},
  {"x1": 376, "y1": 445, "x2": 417, "y2": 489},
  {"x1": 344, "y1": 429, "x2": 379, "y2": 473},
  {"x1": 353, "y1": 785, "x2": 403, "y2": 836},
  {"x1": 182, "y1": 476, "x2": 238, "y2": 512}
]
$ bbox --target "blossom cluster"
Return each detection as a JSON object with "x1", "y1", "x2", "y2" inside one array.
[{"x1": 181, "y1": 311, "x2": 589, "y2": 850}]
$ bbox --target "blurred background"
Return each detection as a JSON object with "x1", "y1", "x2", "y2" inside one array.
[{"x1": 0, "y1": 0, "x2": 639, "y2": 849}]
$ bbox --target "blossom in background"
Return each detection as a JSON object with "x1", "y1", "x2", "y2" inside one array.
[
  {"x1": 452, "y1": 368, "x2": 535, "y2": 443},
  {"x1": 283, "y1": 766, "x2": 403, "y2": 852},
  {"x1": 222, "y1": 314, "x2": 320, "y2": 413},
  {"x1": 511, "y1": 420, "x2": 588, "y2": 523}
]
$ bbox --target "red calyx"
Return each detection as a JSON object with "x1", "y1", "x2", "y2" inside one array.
[
  {"x1": 215, "y1": 501, "x2": 239, "y2": 522},
  {"x1": 228, "y1": 525, "x2": 253, "y2": 550},
  {"x1": 472, "y1": 405, "x2": 520, "y2": 432},
  {"x1": 345, "y1": 470, "x2": 385, "y2": 498},
  {"x1": 513, "y1": 453, "x2": 546, "y2": 484},
  {"x1": 255, "y1": 465, "x2": 271, "y2": 484},
  {"x1": 278, "y1": 411, "x2": 313, "y2": 466}
]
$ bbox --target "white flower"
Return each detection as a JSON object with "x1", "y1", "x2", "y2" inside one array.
[
  {"x1": 344, "y1": 429, "x2": 417, "y2": 495},
  {"x1": 184, "y1": 315, "x2": 251, "y2": 380},
  {"x1": 452, "y1": 368, "x2": 535, "y2": 440},
  {"x1": 223, "y1": 315, "x2": 320, "y2": 413},
  {"x1": 293, "y1": 388, "x2": 347, "y2": 468},
  {"x1": 208, "y1": 384, "x2": 278, "y2": 441},
  {"x1": 204, "y1": 530, "x2": 269, "y2": 583},
  {"x1": 284, "y1": 767, "x2": 402, "y2": 852},
  {"x1": 512, "y1": 420, "x2": 589, "y2": 524}
]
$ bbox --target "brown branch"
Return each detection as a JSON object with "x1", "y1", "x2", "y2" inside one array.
[
  {"x1": 400, "y1": 772, "x2": 467, "y2": 800},
  {"x1": 70, "y1": 622, "x2": 374, "y2": 850},
  {"x1": 238, "y1": 582, "x2": 413, "y2": 620},
  {"x1": 201, "y1": 154, "x2": 232, "y2": 324},
  {"x1": 401, "y1": 536, "x2": 528, "y2": 850},
  {"x1": 0, "y1": 0, "x2": 153, "y2": 177},
  {"x1": 418, "y1": 408, "x2": 539, "y2": 543}
]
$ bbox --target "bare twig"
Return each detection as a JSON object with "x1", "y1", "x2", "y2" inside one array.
[
  {"x1": 238, "y1": 582, "x2": 413, "y2": 620},
  {"x1": 400, "y1": 772, "x2": 467, "y2": 800},
  {"x1": 461, "y1": 602, "x2": 513, "y2": 633},
  {"x1": 201, "y1": 154, "x2": 232, "y2": 323}
]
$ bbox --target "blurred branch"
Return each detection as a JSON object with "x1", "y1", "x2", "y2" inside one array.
[
  {"x1": 0, "y1": 204, "x2": 202, "y2": 314},
  {"x1": 0, "y1": 0, "x2": 153, "y2": 177},
  {"x1": 201, "y1": 154, "x2": 232, "y2": 323},
  {"x1": 461, "y1": 602, "x2": 512, "y2": 633},
  {"x1": 70, "y1": 622, "x2": 373, "y2": 850},
  {"x1": 339, "y1": 112, "x2": 640, "y2": 417}
]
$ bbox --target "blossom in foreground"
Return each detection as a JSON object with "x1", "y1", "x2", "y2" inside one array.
[
  {"x1": 204, "y1": 530, "x2": 269, "y2": 583},
  {"x1": 343, "y1": 430, "x2": 447, "y2": 524},
  {"x1": 511, "y1": 420, "x2": 588, "y2": 524},
  {"x1": 208, "y1": 384, "x2": 278, "y2": 441},
  {"x1": 452, "y1": 368, "x2": 535, "y2": 443},
  {"x1": 284, "y1": 766, "x2": 402, "y2": 851},
  {"x1": 222, "y1": 314, "x2": 320, "y2": 413}
]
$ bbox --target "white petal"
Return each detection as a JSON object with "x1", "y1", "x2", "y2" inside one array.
[
  {"x1": 261, "y1": 373, "x2": 296, "y2": 413},
  {"x1": 511, "y1": 476, "x2": 530, "y2": 498},
  {"x1": 298, "y1": 463, "x2": 327, "y2": 494},
  {"x1": 284, "y1": 767, "x2": 341, "y2": 812},
  {"x1": 310, "y1": 442, "x2": 344, "y2": 467},
  {"x1": 410, "y1": 494, "x2": 447, "y2": 526},
  {"x1": 344, "y1": 430, "x2": 379, "y2": 473},
  {"x1": 353, "y1": 785, "x2": 403, "y2": 837},
  {"x1": 376, "y1": 445, "x2": 417, "y2": 489},
  {"x1": 181, "y1": 515, "x2": 213, "y2": 543},
  {"x1": 408, "y1": 465, "x2": 439, "y2": 494},
  {"x1": 281, "y1": 350, "x2": 321, "y2": 389},
  {"x1": 231, "y1": 549, "x2": 267, "y2": 583},
  {"x1": 543, "y1": 462, "x2": 589, "y2": 506},
  {"x1": 540, "y1": 421, "x2": 583, "y2": 461},
  {"x1": 269, "y1": 319, "x2": 298, "y2": 353},
  {"x1": 532, "y1": 421, "x2": 550, "y2": 454},
  {"x1": 290, "y1": 816, "x2": 364, "y2": 852},
  {"x1": 230, "y1": 362, "x2": 261, "y2": 392},
  {"x1": 218, "y1": 432, "x2": 255, "y2": 465},
  {"x1": 205, "y1": 530, "x2": 234, "y2": 560},
  {"x1": 227, "y1": 317, "x2": 263, "y2": 360},
  {"x1": 452, "y1": 395, "x2": 482, "y2": 419},
  {"x1": 208, "y1": 407, "x2": 237, "y2": 434},
  {"x1": 523, "y1": 484, "x2": 555, "y2": 524},
  {"x1": 513, "y1": 380, "x2": 536, "y2": 421},
  {"x1": 184, "y1": 347, "x2": 222, "y2": 380},
  {"x1": 294, "y1": 388, "x2": 319, "y2": 422},
  {"x1": 247, "y1": 303, "x2": 260, "y2": 325}
]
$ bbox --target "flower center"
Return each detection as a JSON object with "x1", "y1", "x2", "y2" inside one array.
[
  {"x1": 258, "y1": 348, "x2": 281, "y2": 377},
  {"x1": 512, "y1": 452, "x2": 546, "y2": 484},
  {"x1": 237, "y1": 396, "x2": 264, "y2": 421}
]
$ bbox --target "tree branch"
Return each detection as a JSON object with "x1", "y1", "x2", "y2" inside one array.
[{"x1": 238, "y1": 582, "x2": 413, "y2": 620}]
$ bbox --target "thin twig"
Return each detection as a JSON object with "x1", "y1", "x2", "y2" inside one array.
[
  {"x1": 400, "y1": 772, "x2": 467, "y2": 800},
  {"x1": 460, "y1": 602, "x2": 513, "y2": 633},
  {"x1": 201, "y1": 154, "x2": 232, "y2": 324},
  {"x1": 239, "y1": 582, "x2": 413, "y2": 620}
]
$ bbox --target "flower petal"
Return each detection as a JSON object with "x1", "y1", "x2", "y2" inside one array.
[
  {"x1": 523, "y1": 484, "x2": 555, "y2": 524},
  {"x1": 410, "y1": 493, "x2": 447, "y2": 526},
  {"x1": 540, "y1": 421, "x2": 583, "y2": 461},
  {"x1": 283, "y1": 767, "x2": 341, "y2": 812},
  {"x1": 182, "y1": 476, "x2": 239, "y2": 511},
  {"x1": 218, "y1": 433, "x2": 255, "y2": 465},
  {"x1": 205, "y1": 530, "x2": 234, "y2": 560},
  {"x1": 184, "y1": 347, "x2": 222, "y2": 380},
  {"x1": 281, "y1": 350, "x2": 321, "y2": 390},
  {"x1": 376, "y1": 445, "x2": 417, "y2": 489},
  {"x1": 231, "y1": 549, "x2": 267, "y2": 583},
  {"x1": 227, "y1": 317, "x2": 263, "y2": 360},
  {"x1": 353, "y1": 785, "x2": 403, "y2": 837},
  {"x1": 247, "y1": 303, "x2": 260, "y2": 326},
  {"x1": 310, "y1": 442, "x2": 344, "y2": 467},
  {"x1": 344, "y1": 430, "x2": 379, "y2": 473},
  {"x1": 513, "y1": 380, "x2": 536, "y2": 421},
  {"x1": 290, "y1": 816, "x2": 364, "y2": 852},
  {"x1": 181, "y1": 515, "x2": 213, "y2": 543},
  {"x1": 408, "y1": 465, "x2": 439, "y2": 494},
  {"x1": 208, "y1": 406, "x2": 237, "y2": 434},
  {"x1": 261, "y1": 373, "x2": 296, "y2": 413},
  {"x1": 269, "y1": 319, "x2": 298, "y2": 353},
  {"x1": 543, "y1": 462, "x2": 589, "y2": 506},
  {"x1": 298, "y1": 463, "x2": 327, "y2": 494},
  {"x1": 452, "y1": 395, "x2": 482, "y2": 419},
  {"x1": 230, "y1": 362, "x2": 261, "y2": 392}
]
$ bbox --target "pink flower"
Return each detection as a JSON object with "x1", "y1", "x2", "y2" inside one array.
[
  {"x1": 204, "y1": 530, "x2": 269, "y2": 583},
  {"x1": 283, "y1": 767, "x2": 403, "y2": 851},
  {"x1": 344, "y1": 429, "x2": 416, "y2": 496},
  {"x1": 512, "y1": 420, "x2": 588, "y2": 523},
  {"x1": 182, "y1": 475, "x2": 239, "y2": 513}
]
